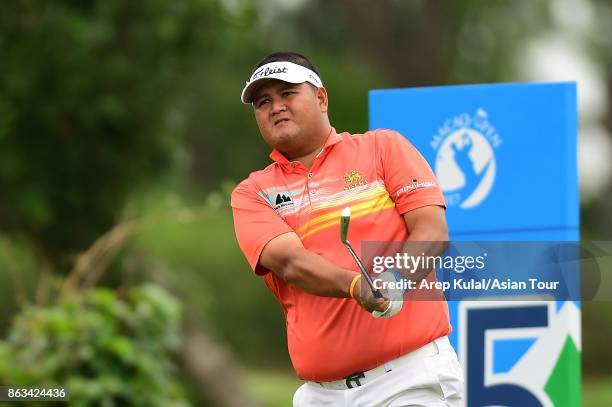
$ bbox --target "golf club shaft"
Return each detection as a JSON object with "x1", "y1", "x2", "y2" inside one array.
[{"x1": 344, "y1": 241, "x2": 384, "y2": 299}]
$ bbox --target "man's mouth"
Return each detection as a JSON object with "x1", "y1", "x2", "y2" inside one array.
[{"x1": 274, "y1": 118, "x2": 291, "y2": 126}]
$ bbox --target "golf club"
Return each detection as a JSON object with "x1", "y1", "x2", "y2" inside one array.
[{"x1": 340, "y1": 207, "x2": 384, "y2": 299}]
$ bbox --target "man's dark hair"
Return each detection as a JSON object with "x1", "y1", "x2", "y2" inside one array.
[{"x1": 255, "y1": 52, "x2": 321, "y2": 80}]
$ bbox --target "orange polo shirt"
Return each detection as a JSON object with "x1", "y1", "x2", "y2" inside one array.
[{"x1": 231, "y1": 128, "x2": 450, "y2": 381}]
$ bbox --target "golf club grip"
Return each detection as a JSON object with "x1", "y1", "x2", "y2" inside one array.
[
  {"x1": 346, "y1": 245, "x2": 384, "y2": 299},
  {"x1": 362, "y1": 272, "x2": 384, "y2": 299}
]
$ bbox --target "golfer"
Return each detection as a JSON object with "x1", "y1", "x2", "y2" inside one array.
[{"x1": 231, "y1": 52, "x2": 464, "y2": 406}]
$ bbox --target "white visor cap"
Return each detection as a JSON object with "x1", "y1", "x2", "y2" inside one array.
[{"x1": 241, "y1": 61, "x2": 323, "y2": 104}]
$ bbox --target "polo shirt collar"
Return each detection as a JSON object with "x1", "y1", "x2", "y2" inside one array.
[{"x1": 269, "y1": 127, "x2": 342, "y2": 166}]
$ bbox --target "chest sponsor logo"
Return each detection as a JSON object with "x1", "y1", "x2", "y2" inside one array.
[
  {"x1": 273, "y1": 192, "x2": 293, "y2": 210},
  {"x1": 343, "y1": 170, "x2": 367, "y2": 190}
]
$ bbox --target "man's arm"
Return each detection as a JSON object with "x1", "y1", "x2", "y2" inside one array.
[
  {"x1": 400, "y1": 205, "x2": 449, "y2": 281},
  {"x1": 259, "y1": 232, "x2": 388, "y2": 312}
]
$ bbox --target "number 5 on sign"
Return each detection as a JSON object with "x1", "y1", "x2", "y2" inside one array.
[{"x1": 454, "y1": 301, "x2": 581, "y2": 407}]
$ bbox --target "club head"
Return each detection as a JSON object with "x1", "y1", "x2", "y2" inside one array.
[{"x1": 340, "y1": 207, "x2": 351, "y2": 244}]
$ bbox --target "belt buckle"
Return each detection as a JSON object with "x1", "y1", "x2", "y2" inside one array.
[{"x1": 345, "y1": 371, "x2": 366, "y2": 389}]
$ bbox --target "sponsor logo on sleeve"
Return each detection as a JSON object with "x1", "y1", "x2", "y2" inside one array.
[{"x1": 396, "y1": 179, "x2": 437, "y2": 198}]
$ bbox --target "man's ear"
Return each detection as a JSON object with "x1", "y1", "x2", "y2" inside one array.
[{"x1": 316, "y1": 86, "x2": 329, "y2": 113}]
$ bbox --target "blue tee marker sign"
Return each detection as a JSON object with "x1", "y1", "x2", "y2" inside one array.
[{"x1": 370, "y1": 82, "x2": 580, "y2": 407}]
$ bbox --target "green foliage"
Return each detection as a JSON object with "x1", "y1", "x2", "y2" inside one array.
[
  {"x1": 0, "y1": 0, "x2": 219, "y2": 267},
  {"x1": 133, "y1": 186, "x2": 290, "y2": 367},
  {"x1": 0, "y1": 284, "x2": 189, "y2": 406},
  {"x1": 0, "y1": 235, "x2": 45, "y2": 331}
]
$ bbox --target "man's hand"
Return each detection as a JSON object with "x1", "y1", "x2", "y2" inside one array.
[
  {"x1": 372, "y1": 270, "x2": 405, "y2": 318},
  {"x1": 353, "y1": 277, "x2": 390, "y2": 313},
  {"x1": 354, "y1": 270, "x2": 407, "y2": 317}
]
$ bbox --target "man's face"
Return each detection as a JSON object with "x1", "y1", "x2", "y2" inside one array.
[{"x1": 252, "y1": 80, "x2": 328, "y2": 156}]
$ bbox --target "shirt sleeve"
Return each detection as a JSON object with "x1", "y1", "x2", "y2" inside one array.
[
  {"x1": 376, "y1": 129, "x2": 446, "y2": 214},
  {"x1": 231, "y1": 178, "x2": 295, "y2": 275}
]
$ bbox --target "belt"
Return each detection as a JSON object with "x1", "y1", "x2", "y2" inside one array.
[{"x1": 316, "y1": 336, "x2": 449, "y2": 390}]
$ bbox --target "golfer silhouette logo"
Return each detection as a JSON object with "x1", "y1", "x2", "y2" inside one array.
[{"x1": 433, "y1": 109, "x2": 500, "y2": 209}]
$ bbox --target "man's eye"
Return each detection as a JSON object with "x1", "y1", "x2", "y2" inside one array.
[
  {"x1": 282, "y1": 91, "x2": 295, "y2": 97},
  {"x1": 256, "y1": 99, "x2": 270, "y2": 107}
]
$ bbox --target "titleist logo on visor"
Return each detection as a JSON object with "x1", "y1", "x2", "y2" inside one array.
[
  {"x1": 240, "y1": 61, "x2": 323, "y2": 103},
  {"x1": 251, "y1": 66, "x2": 288, "y2": 81}
]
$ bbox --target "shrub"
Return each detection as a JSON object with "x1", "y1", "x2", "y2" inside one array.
[{"x1": 0, "y1": 284, "x2": 190, "y2": 407}]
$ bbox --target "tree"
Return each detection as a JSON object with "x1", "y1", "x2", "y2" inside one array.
[{"x1": 0, "y1": 0, "x2": 219, "y2": 269}]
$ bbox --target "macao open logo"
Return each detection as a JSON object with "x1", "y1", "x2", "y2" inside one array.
[{"x1": 431, "y1": 109, "x2": 502, "y2": 209}]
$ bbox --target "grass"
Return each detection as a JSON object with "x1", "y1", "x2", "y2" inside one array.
[
  {"x1": 583, "y1": 377, "x2": 612, "y2": 407},
  {"x1": 246, "y1": 369, "x2": 302, "y2": 407},
  {"x1": 246, "y1": 368, "x2": 612, "y2": 407}
]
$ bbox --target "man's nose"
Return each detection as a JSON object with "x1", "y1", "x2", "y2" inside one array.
[{"x1": 271, "y1": 98, "x2": 287, "y2": 114}]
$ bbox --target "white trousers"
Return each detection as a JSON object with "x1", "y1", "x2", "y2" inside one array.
[{"x1": 293, "y1": 337, "x2": 464, "y2": 407}]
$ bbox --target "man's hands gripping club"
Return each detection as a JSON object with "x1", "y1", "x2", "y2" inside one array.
[{"x1": 351, "y1": 270, "x2": 404, "y2": 318}]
